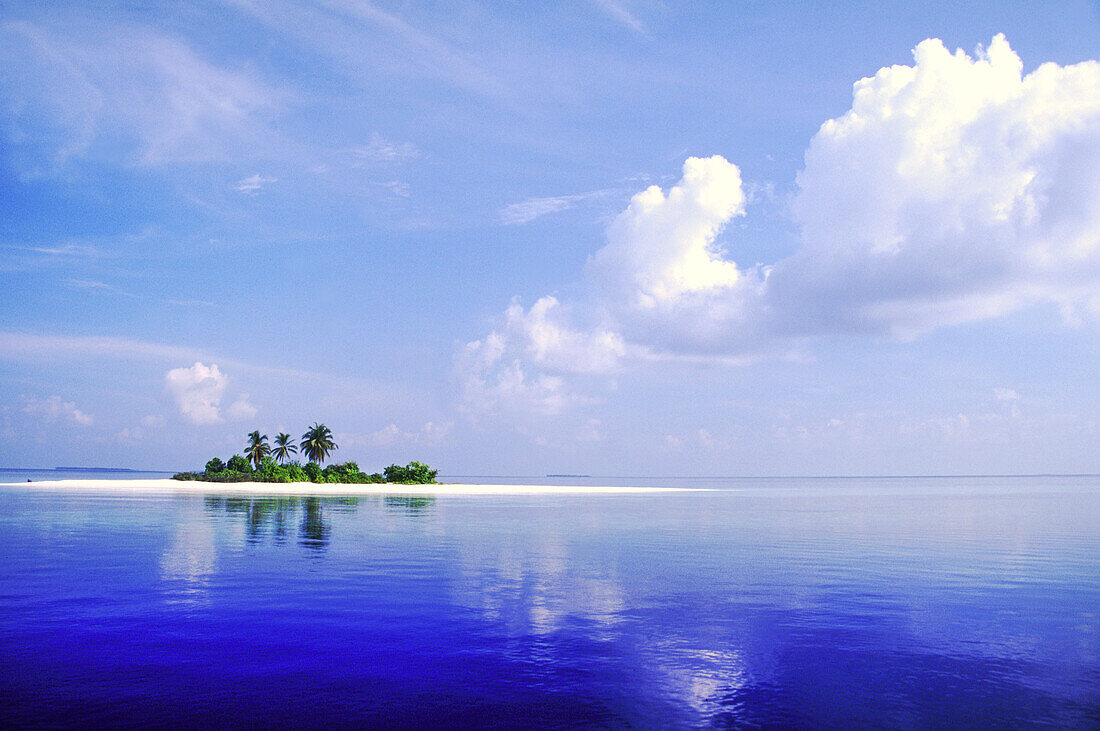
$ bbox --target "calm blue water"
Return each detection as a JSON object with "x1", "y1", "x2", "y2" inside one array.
[{"x1": 0, "y1": 475, "x2": 1097, "y2": 728}]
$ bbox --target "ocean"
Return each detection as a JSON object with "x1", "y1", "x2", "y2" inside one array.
[{"x1": 0, "y1": 474, "x2": 1097, "y2": 727}]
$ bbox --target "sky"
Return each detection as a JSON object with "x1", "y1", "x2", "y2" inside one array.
[{"x1": 1, "y1": 1, "x2": 1098, "y2": 476}]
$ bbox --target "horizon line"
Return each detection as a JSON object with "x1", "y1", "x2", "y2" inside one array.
[{"x1": 2, "y1": 468, "x2": 1099, "y2": 480}]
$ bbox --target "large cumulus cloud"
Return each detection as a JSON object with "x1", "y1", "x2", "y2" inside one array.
[
  {"x1": 780, "y1": 33, "x2": 1100, "y2": 337},
  {"x1": 460, "y1": 35, "x2": 1100, "y2": 413}
]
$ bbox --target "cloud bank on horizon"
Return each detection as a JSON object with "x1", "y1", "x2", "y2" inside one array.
[{"x1": 463, "y1": 35, "x2": 1100, "y2": 413}]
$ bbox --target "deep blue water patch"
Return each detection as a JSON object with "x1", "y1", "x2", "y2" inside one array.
[{"x1": 0, "y1": 476, "x2": 1097, "y2": 727}]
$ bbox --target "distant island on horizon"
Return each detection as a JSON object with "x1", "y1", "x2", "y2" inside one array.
[
  {"x1": 172, "y1": 424, "x2": 439, "y2": 485},
  {"x1": 0, "y1": 467, "x2": 163, "y2": 473}
]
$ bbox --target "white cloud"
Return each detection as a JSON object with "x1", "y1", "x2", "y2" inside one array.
[
  {"x1": 342, "y1": 420, "x2": 452, "y2": 449},
  {"x1": 0, "y1": 332, "x2": 201, "y2": 364},
  {"x1": 165, "y1": 362, "x2": 227, "y2": 425},
  {"x1": 225, "y1": 395, "x2": 258, "y2": 421},
  {"x1": 582, "y1": 156, "x2": 777, "y2": 354},
  {"x1": 500, "y1": 196, "x2": 577, "y2": 225},
  {"x1": 228, "y1": 1, "x2": 504, "y2": 100},
  {"x1": 781, "y1": 34, "x2": 1100, "y2": 338},
  {"x1": 65, "y1": 278, "x2": 138, "y2": 299},
  {"x1": 454, "y1": 35, "x2": 1100, "y2": 424},
  {"x1": 465, "y1": 35, "x2": 1100, "y2": 391},
  {"x1": 590, "y1": 0, "x2": 646, "y2": 34},
  {"x1": 234, "y1": 174, "x2": 277, "y2": 195},
  {"x1": 22, "y1": 395, "x2": 93, "y2": 426},
  {"x1": 454, "y1": 297, "x2": 624, "y2": 417},
  {"x1": 368, "y1": 423, "x2": 409, "y2": 447},
  {"x1": 350, "y1": 133, "x2": 419, "y2": 165},
  {"x1": 18, "y1": 243, "x2": 102, "y2": 258},
  {"x1": 589, "y1": 155, "x2": 746, "y2": 308},
  {"x1": 116, "y1": 426, "x2": 144, "y2": 442},
  {"x1": 381, "y1": 180, "x2": 411, "y2": 197},
  {"x1": 993, "y1": 388, "x2": 1022, "y2": 418},
  {"x1": 499, "y1": 189, "x2": 616, "y2": 225},
  {"x1": 457, "y1": 339, "x2": 572, "y2": 417},
  {"x1": 1, "y1": 21, "x2": 285, "y2": 170},
  {"x1": 698, "y1": 428, "x2": 716, "y2": 448},
  {"x1": 419, "y1": 420, "x2": 453, "y2": 444},
  {"x1": 505, "y1": 296, "x2": 626, "y2": 374}
]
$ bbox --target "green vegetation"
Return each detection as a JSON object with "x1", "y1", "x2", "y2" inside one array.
[
  {"x1": 383, "y1": 461, "x2": 438, "y2": 484},
  {"x1": 172, "y1": 423, "x2": 438, "y2": 485}
]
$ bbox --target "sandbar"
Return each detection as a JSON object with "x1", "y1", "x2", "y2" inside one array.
[{"x1": 0, "y1": 478, "x2": 703, "y2": 496}]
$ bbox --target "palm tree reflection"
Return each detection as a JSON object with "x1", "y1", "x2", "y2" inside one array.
[
  {"x1": 202, "y1": 493, "x2": 436, "y2": 549},
  {"x1": 203, "y1": 495, "x2": 350, "y2": 549},
  {"x1": 299, "y1": 497, "x2": 328, "y2": 548}
]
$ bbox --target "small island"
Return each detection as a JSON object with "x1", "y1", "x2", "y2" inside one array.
[{"x1": 173, "y1": 422, "x2": 438, "y2": 485}]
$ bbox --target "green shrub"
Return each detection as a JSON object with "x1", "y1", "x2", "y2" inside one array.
[
  {"x1": 322, "y1": 462, "x2": 364, "y2": 482},
  {"x1": 226, "y1": 455, "x2": 251, "y2": 473},
  {"x1": 196, "y1": 470, "x2": 254, "y2": 483},
  {"x1": 383, "y1": 461, "x2": 438, "y2": 484},
  {"x1": 172, "y1": 471, "x2": 202, "y2": 481},
  {"x1": 255, "y1": 456, "x2": 279, "y2": 482},
  {"x1": 204, "y1": 457, "x2": 225, "y2": 474},
  {"x1": 283, "y1": 462, "x2": 307, "y2": 482},
  {"x1": 303, "y1": 461, "x2": 322, "y2": 482}
]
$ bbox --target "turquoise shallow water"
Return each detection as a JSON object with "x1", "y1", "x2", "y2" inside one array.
[{"x1": 0, "y1": 475, "x2": 1097, "y2": 727}]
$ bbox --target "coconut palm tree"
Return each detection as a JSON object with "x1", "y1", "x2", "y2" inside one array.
[
  {"x1": 301, "y1": 422, "x2": 337, "y2": 464},
  {"x1": 245, "y1": 430, "x2": 271, "y2": 469},
  {"x1": 272, "y1": 432, "x2": 297, "y2": 464}
]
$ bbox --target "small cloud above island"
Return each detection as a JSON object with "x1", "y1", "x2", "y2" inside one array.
[{"x1": 165, "y1": 362, "x2": 257, "y2": 425}]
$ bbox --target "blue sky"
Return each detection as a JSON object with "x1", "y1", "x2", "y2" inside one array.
[{"x1": 1, "y1": 1, "x2": 1098, "y2": 475}]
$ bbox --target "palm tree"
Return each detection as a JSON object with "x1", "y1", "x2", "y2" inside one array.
[
  {"x1": 245, "y1": 430, "x2": 271, "y2": 469},
  {"x1": 272, "y1": 432, "x2": 297, "y2": 464},
  {"x1": 301, "y1": 422, "x2": 337, "y2": 464}
]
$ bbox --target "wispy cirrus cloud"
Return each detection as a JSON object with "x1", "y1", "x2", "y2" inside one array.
[
  {"x1": 0, "y1": 331, "x2": 202, "y2": 363},
  {"x1": 233, "y1": 173, "x2": 277, "y2": 195},
  {"x1": 17, "y1": 243, "x2": 103, "y2": 258},
  {"x1": 499, "y1": 188, "x2": 618, "y2": 225},
  {"x1": 589, "y1": 0, "x2": 647, "y2": 35},
  {"x1": 65, "y1": 278, "x2": 138, "y2": 298},
  {"x1": 221, "y1": 0, "x2": 504, "y2": 99},
  {"x1": 1, "y1": 18, "x2": 288, "y2": 171},
  {"x1": 62, "y1": 278, "x2": 211, "y2": 307}
]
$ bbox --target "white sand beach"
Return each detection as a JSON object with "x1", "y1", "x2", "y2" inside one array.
[{"x1": 0, "y1": 478, "x2": 702, "y2": 496}]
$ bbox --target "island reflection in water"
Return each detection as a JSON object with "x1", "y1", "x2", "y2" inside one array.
[{"x1": 202, "y1": 493, "x2": 437, "y2": 548}]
